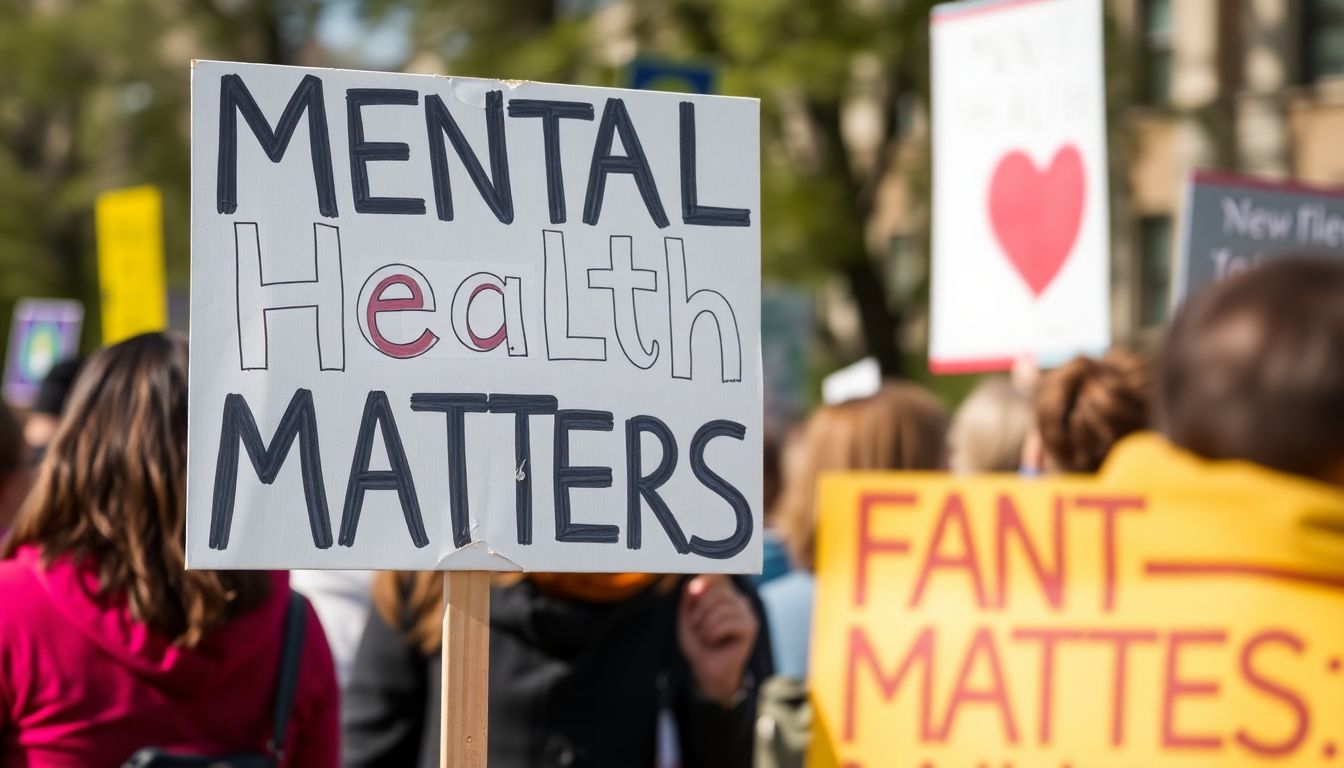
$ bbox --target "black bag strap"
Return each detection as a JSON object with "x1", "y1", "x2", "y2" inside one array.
[{"x1": 268, "y1": 591, "x2": 309, "y2": 763}]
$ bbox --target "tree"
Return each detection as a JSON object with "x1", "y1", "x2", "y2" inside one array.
[
  {"x1": 634, "y1": 0, "x2": 944, "y2": 377},
  {"x1": 0, "y1": 0, "x2": 331, "y2": 353},
  {"x1": 371, "y1": 0, "x2": 944, "y2": 376},
  {"x1": 0, "y1": 0, "x2": 187, "y2": 346},
  {"x1": 0, "y1": 0, "x2": 948, "y2": 379}
]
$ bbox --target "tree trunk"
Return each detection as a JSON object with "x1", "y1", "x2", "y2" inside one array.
[{"x1": 843, "y1": 259, "x2": 903, "y2": 378}]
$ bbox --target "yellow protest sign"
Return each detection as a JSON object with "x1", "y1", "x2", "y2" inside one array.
[
  {"x1": 809, "y1": 434, "x2": 1344, "y2": 768},
  {"x1": 95, "y1": 185, "x2": 167, "y2": 344}
]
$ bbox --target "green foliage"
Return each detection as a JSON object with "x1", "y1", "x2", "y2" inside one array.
[
  {"x1": 0, "y1": 0, "x2": 186, "y2": 347},
  {"x1": 3, "y1": 0, "x2": 1124, "y2": 403},
  {"x1": 364, "y1": 0, "x2": 946, "y2": 376},
  {"x1": 0, "y1": 0, "x2": 336, "y2": 355}
]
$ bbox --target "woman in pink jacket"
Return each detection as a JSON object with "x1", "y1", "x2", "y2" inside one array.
[{"x1": 0, "y1": 332, "x2": 339, "y2": 767}]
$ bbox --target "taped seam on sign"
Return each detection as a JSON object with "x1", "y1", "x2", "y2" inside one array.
[
  {"x1": 451, "y1": 79, "x2": 492, "y2": 109},
  {"x1": 435, "y1": 541, "x2": 525, "y2": 571}
]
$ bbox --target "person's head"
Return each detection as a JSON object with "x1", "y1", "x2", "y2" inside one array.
[
  {"x1": 24, "y1": 356, "x2": 84, "y2": 451},
  {"x1": 0, "y1": 402, "x2": 30, "y2": 531},
  {"x1": 777, "y1": 382, "x2": 948, "y2": 571},
  {"x1": 1033, "y1": 349, "x2": 1151, "y2": 473},
  {"x1": 1159, "y1": 256, "x2": 1344, "y2": 484},
  {"x1": 948, "y1": 376, "x2": 1032, "y2": 474},
  {"x1": 1, "y1": 333, "x2": 268, "y2": 646}
]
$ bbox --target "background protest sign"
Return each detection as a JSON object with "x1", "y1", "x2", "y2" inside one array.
[
  {"x1": 929, "y1": 0, "x2": 1110, "y2": 373},
  {"x1": 1, "y1": 298, "x2": 83, "y2": 406},
  {"x1": 1174, "y1": 170, "x2": 1344, "y2": 302},
  {"x1": 95, "y1": 185, "x2": 167, "y2": 344},
  {"x1": 187, "y1": 60, "x2": 762, "y2": 573},
  {"x1": 808, "y1": 438, "x2": 1344, "y2": 767},
  {"x1": 626, "y1": 55, "x2": 719, "y2": 95}
]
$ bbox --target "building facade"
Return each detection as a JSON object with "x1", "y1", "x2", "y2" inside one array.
[
  {"x1": 859, "y1": 0, "x2": 1344, "y2": 361},
  {"x1": 1116, "y1": 0, "x2": 1344, "y2": 338}
]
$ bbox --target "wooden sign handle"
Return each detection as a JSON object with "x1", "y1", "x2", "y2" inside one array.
[{"x1": 442, "y1": 571, "x2": 491, "y2": 768}]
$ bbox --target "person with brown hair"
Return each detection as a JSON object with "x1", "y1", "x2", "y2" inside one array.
[
  {"x1": 0, "y1": 401, "x2": 30, "y2": 535},
  {"x1": 1158, "y1": 256, "x2": 1344, "y2": 481},
  {"x1": 343, "y1": 568, "x2": 770, "y2": 768},
  {"x1": 761, "y1": 382, "x2": 948, "y2": 678},
  {"x1": 1031, "y1": 349, "x2": 1151, "y2": 473},
  {"x1": 0, "y1": 333, "x2": 339, "y2": 767}
]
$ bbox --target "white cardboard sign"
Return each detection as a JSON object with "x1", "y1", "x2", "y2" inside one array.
[
  {"x1": 187, "y1": 61, "x2": 762, "y2": 573},
  {"x1": 929, "y1": 0, "x2": 1110, "y2": 373}
]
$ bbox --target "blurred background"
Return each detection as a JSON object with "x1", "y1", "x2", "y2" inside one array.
[{"x1": 1, "y1": 0, "x2": 1338, "y2": 415}]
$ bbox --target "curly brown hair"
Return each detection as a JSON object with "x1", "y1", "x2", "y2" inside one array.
[{"x1": 1034, "y1": 349, "x2": 1151, "y2": 473}]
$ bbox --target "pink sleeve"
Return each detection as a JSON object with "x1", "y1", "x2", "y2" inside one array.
[
  {"x1": 0, "y1": 624, "x2": 13, "y2": 737},
  {"x1": 287, "y1": 605, "x2": 341, "y2": 768},
  {"x1": 0, "y1": 665, "x2": 9, "y2": 738}
]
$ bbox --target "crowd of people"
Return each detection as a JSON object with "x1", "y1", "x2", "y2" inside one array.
[{"x1": 0, "y1": 255, "x2": 1342, "y2": 766}]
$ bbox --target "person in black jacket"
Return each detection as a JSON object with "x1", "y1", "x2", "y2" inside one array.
[{"x1": 342, "y1": 571, "x2": 772, "y2": 768}]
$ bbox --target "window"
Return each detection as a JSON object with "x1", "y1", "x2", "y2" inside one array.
[
  {"x1": 1139, "y1": 217, "x2": 1172, "y2": 327},
  {"x1": 1139, "y1": 0, "x2": 1173, "y2": 103},
  {"x1": 1304, "y1": 0, "x2": 1344, "y2": 83}
]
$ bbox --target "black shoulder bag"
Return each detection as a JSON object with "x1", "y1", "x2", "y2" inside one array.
[{"x1": 121, "y1": 590, "x2": 310, "y2": 768}]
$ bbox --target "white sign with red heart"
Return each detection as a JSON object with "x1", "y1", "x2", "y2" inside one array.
[{"x1": 928, "y1": 0, "x2": 1110, "y2": 373}]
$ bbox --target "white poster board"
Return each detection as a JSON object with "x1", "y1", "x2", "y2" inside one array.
[
  {"x1": 929, "y1": 0, "x2": 1110, "y2": 373},
  {"x1": 187, "y1": 61, "x2": 762, "y2": 573}
]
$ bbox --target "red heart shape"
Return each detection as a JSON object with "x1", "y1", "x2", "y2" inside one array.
[{"x1": 987, "y1": 145, "x2": 1086, "y2": 297}]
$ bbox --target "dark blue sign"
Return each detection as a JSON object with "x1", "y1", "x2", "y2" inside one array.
[{"x1": 627, "y1": 57, "x2": 718, "y2": 95}]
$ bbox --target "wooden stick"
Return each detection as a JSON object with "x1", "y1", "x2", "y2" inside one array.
[{"x1": 442, "y1": 571, "x2": 491, "y2": 768}]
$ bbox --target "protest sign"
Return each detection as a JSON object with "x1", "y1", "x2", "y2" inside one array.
[
  {"x1": 809, "y1": 436, "x2": 1344, "y2": 768},
  {"x1": 929, "y1": 0, "x2": 1109, "y2": 373},
  {"x1": 95, "y1": 185, "x2": 167, "y2": 344},
  {"x1": 2, "y1": 299, "x2": 83, "y2": 406},
  {"x1": 627, "y1": 56, "x2": 719, "y2": 95},
  {"x1": 1175, "y1": 170, "x2": 1344, "y2": 301},
  {"x1": 186, "y1": 61, "x2": 762, "y2": 574}
]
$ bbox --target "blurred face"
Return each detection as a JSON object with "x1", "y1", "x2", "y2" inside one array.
[{"x1": 22, "y1": 413, "x2": 59, "y2": 451}]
